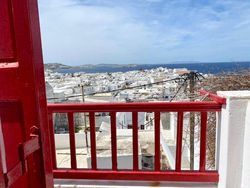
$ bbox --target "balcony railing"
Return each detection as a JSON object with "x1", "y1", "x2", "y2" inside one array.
[{"x1": 47, "y1": 91, "x2": 225, "y2": 183}]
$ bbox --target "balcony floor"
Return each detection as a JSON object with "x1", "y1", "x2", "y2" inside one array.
[{"x1": 54, "y1": 179, "x2": 217, "y2": 188}]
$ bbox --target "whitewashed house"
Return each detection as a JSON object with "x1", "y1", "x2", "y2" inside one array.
[{"x1": 116, "y1": 112, "x2": 146, "y2": 129}]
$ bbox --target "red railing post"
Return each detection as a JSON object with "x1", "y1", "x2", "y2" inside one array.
[
  {"x1": 48, "y1": 113, "x2": 57, "y2": 169},
  {"x1": 110, "y1": 112, "x2": 117, "y2": 170},
  {"x1": 67, "y1": 112, "x2": 77, "y2": 169},
  {"x1": 89, "y1": 112, "x2": 97, "y2": 170},
  {"x1": 200, "y1": 111, "x2": 207, "y2": 172},
  {"x1": 132, "y1": 111, "x2": 139, "y2": 171},
  {"x1": 154, "y1": 111, "x2": 161, "y2": 171},
  {"x1": 176, "y1": 111, "x2": 184, "y2": 171}
]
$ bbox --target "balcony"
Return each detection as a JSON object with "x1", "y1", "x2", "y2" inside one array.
[
  {"x1": 45, "y1": 90, "x2": 250, "y2": 188},
  {"x1": 46, "y1": 91, "x2": 228, "y2": 187}
]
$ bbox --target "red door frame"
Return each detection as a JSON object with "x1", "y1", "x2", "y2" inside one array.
[{"x1": 0, "y1": 0, "x2": 53, "y2": 187}]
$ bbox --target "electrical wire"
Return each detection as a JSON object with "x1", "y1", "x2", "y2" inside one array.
[{"x1": 170, "y1": 78, "x2": 188, "y2": 102}]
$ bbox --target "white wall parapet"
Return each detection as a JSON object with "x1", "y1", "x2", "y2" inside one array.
[{"x1": 217, "y1": 90, "x2": 250, "y2": 188}]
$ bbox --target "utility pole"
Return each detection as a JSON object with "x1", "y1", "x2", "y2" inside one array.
[
  {"x1": 81, "y1": 85, "x2": 89, "y2": 152},
  {"x1": 170, "y1": 71, "x2": 202, "y2": 170},
  {"x1": 189, "y1": 71, "x2": 195, "y2": 170}
]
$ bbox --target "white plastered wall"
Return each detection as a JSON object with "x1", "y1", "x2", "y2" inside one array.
[{"x1": 217, "y1": 91, "x2": 250, "y2": 188}]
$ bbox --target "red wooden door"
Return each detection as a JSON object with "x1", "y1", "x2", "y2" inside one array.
[{"x1": 0, "y1": 0, "x2": 53, "y2": 187}]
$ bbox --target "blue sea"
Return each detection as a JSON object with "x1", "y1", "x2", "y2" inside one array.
[{"x1": 54, "y1": 62, "x2": 250, "y2": 74}]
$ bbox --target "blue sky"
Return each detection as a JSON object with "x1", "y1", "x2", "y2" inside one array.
[{"x1": 38, "y1": 0, "x2": 250, "y2": 65}]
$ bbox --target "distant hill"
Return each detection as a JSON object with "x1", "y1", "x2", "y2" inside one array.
[
  {"x1": 45, "y1": 62, "x2": 250, "y2": 74},
  {"x1": 44, "y1": 63, "x2": 138, "y2": 70},
  {"x1": 44, "y1": 63, "x2": 72, "y2": 70}
]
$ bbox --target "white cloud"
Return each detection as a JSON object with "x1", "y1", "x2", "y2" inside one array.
[
  {"x1": 235, "y1": 20, "x2": 250, "y2": 29},
  {"x1": 38, "y1": 0, "x2": 250, "y2": 65}
]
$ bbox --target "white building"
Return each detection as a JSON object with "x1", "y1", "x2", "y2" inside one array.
[{"x1": 116, "y1": 112, "x2": 146, "y2": 129}]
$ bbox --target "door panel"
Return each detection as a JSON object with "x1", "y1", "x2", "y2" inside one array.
[
  {"x1": 0, "y1": 104, "x2": 24, "y2": 170},
  {"x1": 0, "y1": 102, "x2": 28, "y2": 188},
  {"x1": 0, "y1": 0, "x2": 53, "y2": 187},
  {"x1": 0, "y1": 0, "x2": 16, "y2": 61}
]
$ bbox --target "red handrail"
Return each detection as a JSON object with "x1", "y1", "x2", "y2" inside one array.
[
  {"x1": 200, "y1": 90, "x2": 226, "y2": 104},
  {"x1": 47, "y1": 101, "x2": 222, "y2": 113}
]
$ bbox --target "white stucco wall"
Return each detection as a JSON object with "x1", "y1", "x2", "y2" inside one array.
[
  {"x1": 55, "y1": 133, "x2": 91, "y2": 149},
  {"x1": 87, "y1": 154, "x2": 142, "y2": 170},
  {"x1": 242, "y1": 100, "x2": 250, "y2": 187},
  {"x1": 217, "y1": 91, "x2": 250, "y2": 188}
]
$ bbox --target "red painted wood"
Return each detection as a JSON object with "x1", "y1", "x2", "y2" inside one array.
[
  {"x1": 6, "y1": 133, "x2": 42, "y2": 188},
  {"x1": 89, "y1": 112, "x2": 97, "y2": 170},
  {"x1": 53, "y1": 169, "x2": 219, "y2": 182},
  {"x1": 200, "y1": 90, "x2": 226, "y2": 104},
  {"x1": 110, "y1": 112, "x2": 117, "y2": 171},
  {"x1": 154, "y1": 112, "x2": 161, "y2": 171},
  {"x1": 48, "y1": 113, "x2": 57, "y2": 169},
  {"x1": 132, "y1": 112, "x2": 138, "y2": 171},
  {"x1": 0, "y1": 0, "x2": 16, "y2": 61},
  {"x1": 176, "y1": 111, "x2": 184, "y2": 172},
  {"x1": 0, "y1": 102, "x2": 29, "y2": 187},
  {"x1": 200, "y1": 112, "x2": 208, "y2": 172},
  {"x1": 0, "y1": 0, "x2": 53, "y2": 186},
  {"x1": 25, "y1": 0, "x2": 54, "y2": 184},
  {"x1": 0, "y1": 103, "x2": 24, "y2": 173},
  {"x1": 68, "y1": 112, "x2": 77, "y2": 170},
  {"x1": 47, "y1": 102, "x2": 222, "y2": 113}
]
